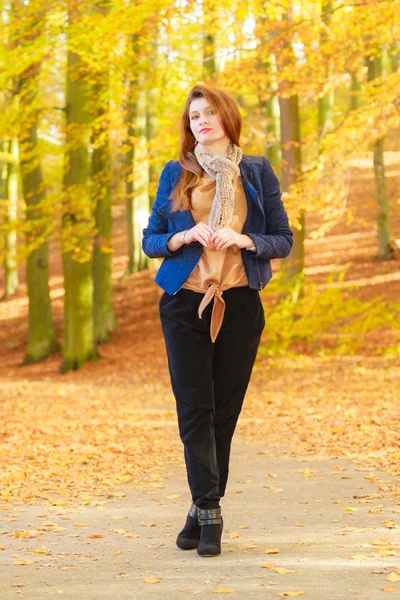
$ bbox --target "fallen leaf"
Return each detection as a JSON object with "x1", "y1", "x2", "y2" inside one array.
[
  {"x1": 109, "y1": 529, "x2": 126, "y2": 534},
  {"x1": 30, "y1": 547, "x2": 47, "y2": 554},
  {"x1": 73, "y1": 523, "x2": 88, "y2": 527},
  {"x1": 276, "y1": 567, "x2": 294, "y2": 574},
  {"x1": 15, "y1": 560, "x2": 35, "y2": 565},
  {"x1": 277, "y1": 592, "x2": 305, "y2": 597},
  {"x1": 265, "y1": 548, "x2": 280, "y2": 554},
  {"x1": 387, "y1": 571, "x2": 400, "y2": 582},
  {"x1": 87, "y1": 534, "x2": 104, "y2": 539},
  {"x1": 212, "y1": 590, "x2": 235, "y2": 594},
  {"x1": 144, "y1": 577, "x2": 161, "y2": 583}
]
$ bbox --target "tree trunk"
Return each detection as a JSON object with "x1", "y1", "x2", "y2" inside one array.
[
  {"x1": 91, "y1": 95, "x2": 116, "y2": 343},
  {"x1": 133, "y1": 68, "x2": 149, "y2": 272},
  {"x1": 91, "y1": 1, "x2": 115, "y2": 344},
  {"x1": 3, "y1": 138, "x2": 19, "y2": 299},
  {"x1": 366, "y1": 46, "x2": 394, "y2": 259},
  {"x1": 19, "y1": 120, "x2": 60, "y2": 363},
  {"x1": 265, "y1": 92, "x2": 281, "y2": 173},
  {"x1": 203, "y1": 0, "x2": 217, "y2": 78},
  {"x1": 146, "y1": 35, "x2": 159, "y2": 211},
  {"x1": 275, "y1": 5, "x2": 304, "y2": 286},
  {"x1": 61, "y1": 41, "x2": 97, "y2": 373},
  {"x1": 349, "y1": 69, "x2": 363, "y2": 111},
  {"x1": 279, "y1": 95, "x2": 305, "y2": 281},
  {"x1": 317, "y1": 0, "x2": 334, "y2": 142},
  {"x1": 125, "y1": 66, "x2": 136, "y2": 275}
]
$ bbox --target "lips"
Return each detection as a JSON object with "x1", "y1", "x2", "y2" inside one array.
[{"x1": 200, "y1": 128, "x2": 212, "y2": 134}]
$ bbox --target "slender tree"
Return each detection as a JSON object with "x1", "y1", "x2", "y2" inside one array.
[
  {"x1": 61, "y1": 4, "x2": 98, "y2": 372},
  {"x1": 11, "y1": 0, "x2": 59, "y2": 362},
  {"x1": 91, "y1": 0, "x2": 116, "y2": 343},
  {"x1": 3, "y1": 138, "x2": 19, "y2": 299},
  {"x1": 366, "y1": 46, "x2": 394, "y2": 260},
  {"x1": 317, "y1": 0, "x2": 334, "y2": 143}
]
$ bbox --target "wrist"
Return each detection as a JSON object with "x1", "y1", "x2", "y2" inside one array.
[
  {"x1": 240, "y1": 234, "x2": 255, "y2": 250},
  {"x1": 181, "y1": 229, "x2": 189, "y2": 245}
]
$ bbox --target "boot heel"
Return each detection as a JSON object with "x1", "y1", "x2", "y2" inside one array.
[{"x1": 197, "y1": 507, "x2": 223, "y2": 557}]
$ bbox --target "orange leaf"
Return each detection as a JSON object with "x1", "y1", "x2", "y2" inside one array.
[
  {"x1": 30, "y1": 547, "x2": 47, "y2": 554},
  {"x1": 276, "y1": 567, "x2": 294, "y2": 574}
]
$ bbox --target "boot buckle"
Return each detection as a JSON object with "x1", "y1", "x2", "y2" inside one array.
[{"x1": 197, "y1": 506, "x2": 222, "y2": 526}]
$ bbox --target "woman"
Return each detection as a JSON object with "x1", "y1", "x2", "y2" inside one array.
[{"x1": 142, "y1": 83, "x2": 293, "y2": 557}]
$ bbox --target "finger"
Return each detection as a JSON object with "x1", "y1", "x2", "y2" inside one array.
[
  {"x1": 220, "y1": 240, "x2": 232, "y2": 250},
  {"x1": 197, "y1": 224, "x2": 213, "y2": 240},
  {"x1": 210, "y1": 231, "x2": 220, "y2": 243},
  {"x1": 195, "y1": 233, "x2": 211, "y2": 247}
]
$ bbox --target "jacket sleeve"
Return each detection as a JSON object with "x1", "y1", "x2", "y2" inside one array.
[
  {"x1": 142, "y1": 161, "x2": 184, "y2": 259},
  {"x1": 246, "y1": 156, "x2": 293, "y2": 261}
]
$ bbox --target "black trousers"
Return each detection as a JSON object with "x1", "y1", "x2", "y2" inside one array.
[{"x1": 159, "y1": 285, "x2": 265, "y2": 509}]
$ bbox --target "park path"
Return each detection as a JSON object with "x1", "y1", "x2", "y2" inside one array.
[{"x1": 2, "y1": 432, "x2": 400, "y2": 600}]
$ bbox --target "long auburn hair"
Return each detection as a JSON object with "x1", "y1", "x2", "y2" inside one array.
[{"x1": 169, "y1": 83, "x2": 242, "y2": 212}]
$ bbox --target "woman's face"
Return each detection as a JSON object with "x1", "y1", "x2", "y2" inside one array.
[{"x1": 189, "y1": 97, "x2": 228, "y2": 146}]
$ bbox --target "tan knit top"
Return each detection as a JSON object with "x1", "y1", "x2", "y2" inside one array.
[{"x1": 181, "y1": 172, "x2": 249, "y2": 342}]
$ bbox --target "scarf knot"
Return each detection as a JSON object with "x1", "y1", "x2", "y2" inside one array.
[{"x1": 194, "y1": 140, "x2": 242, "y2": 229}]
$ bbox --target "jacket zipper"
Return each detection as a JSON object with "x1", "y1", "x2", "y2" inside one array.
[
  {"x1": 255, "y1": 257, "x2": 262, "y2": 290},
  {"x1": 247, "y1": 170, "x2": 262, "y2": 290}
]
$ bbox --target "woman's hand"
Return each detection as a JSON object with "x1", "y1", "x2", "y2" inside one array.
[
  {"x1": 209, "y1": 227, "x2": 244, "y2": 250},
  {"x1": 185, "y1": 222, "x2": 214, "y2": 247}
]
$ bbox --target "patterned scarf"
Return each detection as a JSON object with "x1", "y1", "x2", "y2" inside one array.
[{"x1": 194, "y1": 140, "x2": 243, "y2": 229}]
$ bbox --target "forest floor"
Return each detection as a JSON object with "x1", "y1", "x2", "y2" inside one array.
[{"x1": 0, "y1": 149, "x2": 400, "y2": 598}]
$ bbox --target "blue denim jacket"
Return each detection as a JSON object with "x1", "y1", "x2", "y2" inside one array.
[{"x1": 142, "y1": 154, "x2": 293, "y2": 295}]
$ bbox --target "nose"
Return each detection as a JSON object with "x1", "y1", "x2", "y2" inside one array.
[{"x1": 199, "y1": 114, "x2": 208, "y2": 127}]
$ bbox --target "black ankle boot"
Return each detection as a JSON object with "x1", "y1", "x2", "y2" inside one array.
[
  {"x1": 197, "y1": 506, "x2": 223, "y2": 557},
  {"x1": 176, "y1": 502, "x2": 201, "y2": 550}
]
